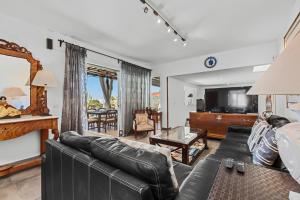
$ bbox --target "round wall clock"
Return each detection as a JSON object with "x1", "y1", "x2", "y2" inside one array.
[{"x1": 204, "y1": 57, "x2": 217, "y2": 68}]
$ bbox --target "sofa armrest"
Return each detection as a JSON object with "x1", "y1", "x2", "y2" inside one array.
[
  {"x1": 175, "y1": 159, "x2": 220, "y2": 200},
  {"x1": 228, "y1": 125, "x2": 252, "y2": 135}
]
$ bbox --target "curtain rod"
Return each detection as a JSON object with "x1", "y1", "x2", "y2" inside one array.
[
  {"x1": 58, "y1": 39, "x2": 123, "y2": 63},
  {"x1": 58, "y1": 39, "x2": 151, "y2": 71}
]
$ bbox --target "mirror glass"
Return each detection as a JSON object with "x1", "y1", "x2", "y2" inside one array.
[{"x1": 0, "y1": 54, "x2": 30, "y2": 109}]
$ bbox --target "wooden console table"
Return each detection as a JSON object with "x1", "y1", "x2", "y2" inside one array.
[
  {"x1": 0, "y1": 115, "x2": 59, "y2": 177},
  {"x1": 190, "y1": 112, "x2": 257, "y2": 139}
]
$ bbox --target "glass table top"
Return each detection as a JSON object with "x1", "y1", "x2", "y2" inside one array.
[{"x1": 151, "y1": 126, "x2": 205, "y2": 145}]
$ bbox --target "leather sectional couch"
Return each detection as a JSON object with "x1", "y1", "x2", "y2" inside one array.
[{"x1": 42, "y1": 115, "x2": 290, "y2": 200}]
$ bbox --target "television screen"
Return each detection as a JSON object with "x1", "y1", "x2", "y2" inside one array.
[{"x1": 204, "y1": 86, "x2": 258, "y2": 114}]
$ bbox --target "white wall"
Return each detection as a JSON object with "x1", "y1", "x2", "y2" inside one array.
[
  {"x1": 0, "y1": 13, "x2": 150, "y2": 165},
  {"x1": 168, "y1": 77, "x2": 198, "y2": 127},
  {"x1": 154, "y1": 42, "x2": 279, "y2": 127}
]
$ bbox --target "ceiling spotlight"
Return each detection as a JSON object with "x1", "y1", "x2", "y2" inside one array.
[
  {"x1": 183, "y1": 42, "x2": 187, "y2": 47},
  {"x1": 143, "y1": 6, "x2": 149, "y2": 13},
  {"x1": 174, "y1": 38, "x2": 178, "y2": 42},
  {"x1": 157, "y1": 18, "x2": 161, "y2": 24},
  {"x1": 167, "y1": 27, "x2": 171, "y2": 33}
]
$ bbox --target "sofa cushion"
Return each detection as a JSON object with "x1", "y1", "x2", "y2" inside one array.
[
  {"x1": 172, "y1": 162, "x2": 192, "y2": 187},
  {"x1": 207, "y1": 149, "x2": 252, "y2": 163},
  {"x1": 253, "y1": 129, "x2": 279, "y2": 166},
  {"x1": 175, "y1": 159, "x2": 219, "y2": 200},
  {"x1": 218, "y1": 140, "x2": 250, "y2": 155},
  {"x1": 225, "y1": 132, "x2": 249, "y2": 144},
  {"x1": 228, "y1": 125, "x2": 252, "y2": 134},
  {"x1": 91, "y1": 137, "x2": 178, "y2": 200},
  {"x1": 120, "y1": 139, "x2": 179, "y2": 190},
  {"x1": 59, "y1": 131, "x2": 100, "y2": 153}
]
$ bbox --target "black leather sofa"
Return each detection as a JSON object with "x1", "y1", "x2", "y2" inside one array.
[{"x1": 42, "y1": 115, "x2": 290, "y2": 200}]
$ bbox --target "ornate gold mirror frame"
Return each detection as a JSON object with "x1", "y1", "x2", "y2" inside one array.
[{"x1": 0, "y1": 39, "x2": 45, "y2": 115}]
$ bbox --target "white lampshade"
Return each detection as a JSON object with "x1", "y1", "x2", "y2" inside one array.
[
  {"x1": 2, "y1": 87, "x2": 26, "y2": 98},
  {"x1": 247, "y1": 32, "x2": 300, "y2": 95},
  {"x1": 32, "y1": 69, "x2": 57, "y2": 88}
]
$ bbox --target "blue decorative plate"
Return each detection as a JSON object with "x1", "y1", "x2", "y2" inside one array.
[{"x1": 204, "y1": 57, "x2": 217, "y2": 68}]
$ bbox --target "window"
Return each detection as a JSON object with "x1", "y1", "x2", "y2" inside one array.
[
  {"x1": 86, "y1": 64, "x2": 118, "y2": 110},
  {"x1": 228, "y1": 89, "x2": 247, "y2": 107},
  {"x1": 151, "y1": 77, "x2": 160, "y2": 110}
]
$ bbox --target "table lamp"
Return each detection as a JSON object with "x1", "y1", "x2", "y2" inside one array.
[
  {"x1": 2, "y1": 87, "x2": 26, "y2": 108},
  {"x1": 3, "y1": 87, "x2": 26, "y2": 99},
  {"x1": 247, "y1": 32, "x2": 300, "y2": 96},
  {"x1": 32, "y1": 69, "x2": 57, "y2": 115}
]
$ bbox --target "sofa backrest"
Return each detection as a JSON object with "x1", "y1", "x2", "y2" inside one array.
[
  {"x1": 90, "y1": 137, "x2": 178, "y2": 200},
  {"x1": 42, "y1": 140, "x2": 154, "y2": 200}
]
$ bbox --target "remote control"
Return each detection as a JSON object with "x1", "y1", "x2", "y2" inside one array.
[
  {"x1": 236, "y1": 161, "x2": 245, "y2": 173},
  {"x1": 224, "y1": 158, "x2": 234, "y2": 169}
]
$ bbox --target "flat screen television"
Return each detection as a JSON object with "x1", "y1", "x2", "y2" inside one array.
[{"x1": 204, "y1": 86, "x2": 258, "y2": 114}]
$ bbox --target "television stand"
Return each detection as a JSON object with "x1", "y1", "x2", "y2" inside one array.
[{"x1": 189, "y1": 112, "x2": 257, "y2": 139}]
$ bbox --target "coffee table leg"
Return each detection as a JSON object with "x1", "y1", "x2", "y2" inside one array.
[
  {"x1": 204, "y1": 137, "x2": 208, "y2": 149},
  {"x1": 149, "y1": 138, "x2": 154, "y2": 145},
  {"x1": 182, "y1": 145, "x2": 189, "y2": 165}
]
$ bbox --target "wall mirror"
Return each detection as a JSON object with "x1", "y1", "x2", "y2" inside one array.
[
  {"x1": 0, "y1": 54, "x2": 30, "y2": 109},
  {"x1": 0, "y1": 39, "x2": 45, "y2": 115}
]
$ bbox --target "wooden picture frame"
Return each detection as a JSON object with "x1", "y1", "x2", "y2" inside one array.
[
  {"x1": 284, "y1": 12, "x2": 300, "y2": 108},
  {"x1": 0, "y1": 39, "x2": 46, "y2": 115}
]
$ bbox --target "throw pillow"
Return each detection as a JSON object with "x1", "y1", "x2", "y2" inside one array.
[
  {"x1": 248, "y1": 121, "x2": 271, "y2": 152},
  {"x1": 253, "y1": 129, "x2": 279, "y2": 166},
  {"x1": 248, "y1": 121, "x2": 267, "y2": 150},
  {"x1": 121, "y1": 138, "x2": 179, "y2": 190}
]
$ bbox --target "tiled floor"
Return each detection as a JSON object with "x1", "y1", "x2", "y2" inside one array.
[{"x1": 0, "y1": 130, "x2": 220, "y2": 200}]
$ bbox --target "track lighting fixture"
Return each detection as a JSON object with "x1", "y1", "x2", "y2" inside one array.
[{"x1": 139, "y1": 0, "x2": 187, "y2": 45}]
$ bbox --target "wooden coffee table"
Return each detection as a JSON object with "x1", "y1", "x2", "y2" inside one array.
[{"x1": 149, "y1": 127, "x2": 208, "y2": 165}]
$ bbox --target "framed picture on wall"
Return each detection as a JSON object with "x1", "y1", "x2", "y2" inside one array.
[
  {"x1": 284, "y1": 11, "x2": 300, "y2": 109},
  {"x1": 286, "y1": 95, "x2": 300, "y2": 108}
]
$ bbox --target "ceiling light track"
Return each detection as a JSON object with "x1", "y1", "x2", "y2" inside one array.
[{"x1": 140, "y1": 0, "x2": 187, "y2": 46}]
